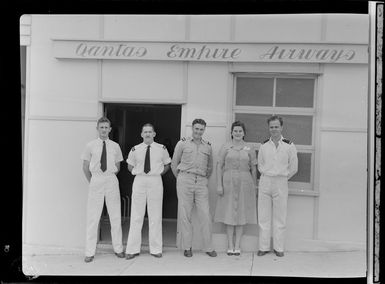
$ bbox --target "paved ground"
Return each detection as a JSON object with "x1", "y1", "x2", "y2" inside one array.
[{"x1": 22, "y1": 246, "x2": 366, "y2": 278}]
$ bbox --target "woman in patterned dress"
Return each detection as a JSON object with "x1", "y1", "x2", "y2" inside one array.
[{"x1": 214, "y1": 121, "x2": 258, "y2": 256}]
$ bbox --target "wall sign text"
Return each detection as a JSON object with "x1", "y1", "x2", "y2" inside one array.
[{"x1": 53, "y1": 40, "x2": 368, "y2": 64}]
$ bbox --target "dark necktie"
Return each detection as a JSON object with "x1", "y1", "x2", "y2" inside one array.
[
  {"x1": 144, "y1": 145, "x2": 151, "y2": 174},
  {"x1": 101, "y1": 141, "x2": 107, "y2": 172}
]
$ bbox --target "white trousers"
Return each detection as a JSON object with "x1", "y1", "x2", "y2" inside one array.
[
  {"x1": 85, "y1": 174, "x2": 123, "y2": 257},
  {"x1": 126, "y1": 175, "x2": 163, "y2": 254},
  {"x1": 258, "y1": 175, "x2": 288, "y2": 252}
]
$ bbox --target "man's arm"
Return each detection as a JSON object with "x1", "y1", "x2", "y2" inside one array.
[
  {"x1": 288, "y1": 144, "x2": 298, "y2": 180},
  {"x1": 171, "y1": 142, "x2": 182, "y2": 177},
  {"x1": 162, "y1": 164, "x2": 171, "y2": 175},
  {"x1": 115, "y1": 162, "x2": 121, "y2": 174},
  {"x1": 206, "y1": 146, "x2": 214, "y2": 178},
  {"x1": 257, "y1": 146, "x2": 264, "y2": 175},
  {"x1": 82, "y1": 160, "x2": 92, "y2": 183},
  {"x1": 127, "y1": 163, "x2": 134, "y2": 173}
]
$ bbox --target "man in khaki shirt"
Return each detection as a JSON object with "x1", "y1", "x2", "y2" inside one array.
[{"x1": 171, "y1": 118, "x2": 217, "y2": 257}]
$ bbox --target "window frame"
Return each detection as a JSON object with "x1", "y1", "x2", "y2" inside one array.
[{"x1": 232, "y1": 72, "x2": 319, "y2": 195}]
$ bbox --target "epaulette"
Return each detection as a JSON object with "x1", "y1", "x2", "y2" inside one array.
[
  {"x1": 180, "y1": 137, "x2": 186, "y2": 142},
  {"x1": 202, "y1": 139, "x2": 211, "y2": 146},
  {"x1": 282, "y1": 138, "x2": 292, "y2": 144},
  {"x1": 263, "y1": 138, "x2": 270, "y2": 144},
  {"x1": 162, "y1": 145, "x2": 166, "y2": 150},
  {"x1": 131, "y1": 146, "x2": 135, "y2": 152}
]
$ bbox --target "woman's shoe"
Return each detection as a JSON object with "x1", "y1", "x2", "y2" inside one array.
[
  {"x1": 227, "y1": 249, "x2": 234, "y2": 256},
  {"x1": 233, "y1": 249, "x2": 241, "y2": 256}
]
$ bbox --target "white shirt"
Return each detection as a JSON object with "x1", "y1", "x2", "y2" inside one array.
[
  {"x1": 81, "y1": 138, "x2": 123, "y2": 174},
  {"x1": 257, "y1": 137, "x2": 298, "y2": 179},
  {"x1": 127, "y1": 142, "x2": 171, "y2": 176}
]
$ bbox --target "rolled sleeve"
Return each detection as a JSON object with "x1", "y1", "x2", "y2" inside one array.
[
  {"x1": 81, "y1": 144, "x2": 91, "y2": 161},
  {"x1": 163, "y1": 147, "x2": 172, "y2": 165},
  {"x1": 115, "y1": 145, "x2": 124, "y2": 163},
  {"x1": 126, "y1": 149, "x2": 136, "y2": 167}
]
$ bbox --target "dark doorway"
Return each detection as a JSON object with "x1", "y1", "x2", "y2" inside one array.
[{"x1": 99, "y1": 103, "x2": 181, "y2": 246}]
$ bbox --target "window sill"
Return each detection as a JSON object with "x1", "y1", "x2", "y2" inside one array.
[{"x1": 255, "y1": 186, "x2": 319, "y2": 197}]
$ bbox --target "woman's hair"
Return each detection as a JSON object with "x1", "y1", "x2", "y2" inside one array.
[{"x1": 231, "y1": 121, "x2": 246, "y2": 139}]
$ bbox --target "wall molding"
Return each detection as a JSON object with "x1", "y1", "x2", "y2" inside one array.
[
  {"x1": 28, "y1": 115, "x2": 98, "y2": 122},
  {"x1": 320, "y1": 126, "x2": 367, "y2": 133},
  {"x1": 99, "y1": 97, "x2": 186, "y2": 105}
]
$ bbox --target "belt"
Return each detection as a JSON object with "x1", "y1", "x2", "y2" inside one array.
[{"x1": 179, "y1": 171, "x2": 206, "y2": 177}]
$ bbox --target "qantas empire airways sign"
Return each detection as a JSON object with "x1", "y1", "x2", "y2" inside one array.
[{"x1": 52, "y1": 40, "x2": 368, "y2": 64}]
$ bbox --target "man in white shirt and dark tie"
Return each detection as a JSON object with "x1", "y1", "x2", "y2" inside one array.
[
  {"x1": 81, "y1": 117, "x2": 125, "y2": 263},
  {"x1": 257, "y1": 115, "x2": 298, "y2": 257},
  {"x1": 125, "y1": 123, "x2": 171, "y2": 259}
]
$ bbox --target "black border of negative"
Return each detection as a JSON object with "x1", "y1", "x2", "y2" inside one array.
[{"x1": 373, "y1": 2, "x2": 383, "y2": 283}]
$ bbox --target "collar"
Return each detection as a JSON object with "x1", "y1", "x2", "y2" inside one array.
[
  {"x1": 269, "y1": 136, "x2": 283, "y2": 144},
  {"x1": 188, "y1": 137, "x2": 205, "y2": 144},
  {"x1": 141, "y1": 141, "x2": 155, "y2": 148},
  {"x1": 98, "y1": 137, "x2": 110, "y2": 143}
]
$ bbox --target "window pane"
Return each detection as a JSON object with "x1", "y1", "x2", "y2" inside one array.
[
  {"x1": 236, "y1": 77, "x2": 274, "y2": 106},
  {"x1": 235, "y1": 113, "x2": 313, "y2": 145},
  {"x1": 276, "y1": 78, "x2": 315, "y2": 108},
  {"x1": 290, "y1": 152, "x2": 311, "y2": 183},
  {"x1": 280, "y1": 114, "x2": 313, "y2": 145},
  {"x1": 235, "y1": 113, "x2": 271, "y2": 143}
]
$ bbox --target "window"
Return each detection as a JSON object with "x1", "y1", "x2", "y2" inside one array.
[{"x1": 233, "y1": 74, "x2": 317, "y2": 192}]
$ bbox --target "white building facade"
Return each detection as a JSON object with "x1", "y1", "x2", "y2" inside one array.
[{"x1": 21, "y1": 14, "x2": 368, "y2": 252}]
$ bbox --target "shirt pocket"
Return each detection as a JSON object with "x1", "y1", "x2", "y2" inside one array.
[
  {"x1": 107, "y1": 147, "x2": 117, "y2": 162},
  {"x1": 199, "y1": 148, "x2": 210, "y2": 166},
  {"x1": 181, "y1": 148, "x2": 194, "y2": 163}
]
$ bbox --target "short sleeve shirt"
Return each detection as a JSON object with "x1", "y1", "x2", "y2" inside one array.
[
  {"x1": 127, "y1": 142, "x2": 171, "y2": 176},
  {"x1": 171, "y1": 137, "x2": 213, "y2": 177},
  {"x1": 81, "y1": 138, "x2": 123, "y2": 174}
]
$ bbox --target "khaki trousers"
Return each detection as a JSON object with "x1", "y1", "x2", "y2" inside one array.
[{"x1": 176, "y1": 172, "x2": 213, "y2": 251}]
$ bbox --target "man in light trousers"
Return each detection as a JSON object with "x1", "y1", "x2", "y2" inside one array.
[
  {"x1": 257, "y1": 115, "x2": 298, "y2": 257},
  {"x1": 171, "y1": 118, "x2": 217, "y2": 258},
  {"x1": 81, "y1": 117, "x2": 125, "y2": 263},
  {"x1": 125, "y1": 123, "x2": 171, "y2": 259}
]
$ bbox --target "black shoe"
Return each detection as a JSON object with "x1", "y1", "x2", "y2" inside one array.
[
  {"x1": 151, "y1": 253, "x2": 162, "y2": 258},
  {"x1": 125, "y1": 253, "x2": 139, "y2": 260},
  {"x1": 84, "y1": 256, "x2": 94, "y2": 263},
  {"x1": 274, "y1": 250, "x2": 284, "y2": 257},
  {"x1": 257, "y1": 250, "x2": 269, "y2": 256},
  {"x1": 184, "y1": 248, "x2": 193, "y2": 257},
  {"x1": 115, "y1": 252, "x2": 125, "y2": 258},
  {"x1": 206, "y1": 250, "x2": 217, "y2": 257}
]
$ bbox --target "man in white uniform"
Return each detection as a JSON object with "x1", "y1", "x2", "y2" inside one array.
[
  {"x1": 81, "y1": 117, "x2": 125, "y2": 263},
  {"x1": 257, "y1": 115, "x2": 298, "y2": 257},
  {"x1": 125, "y1": 123, "x2": 171, "y2": 259}
]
